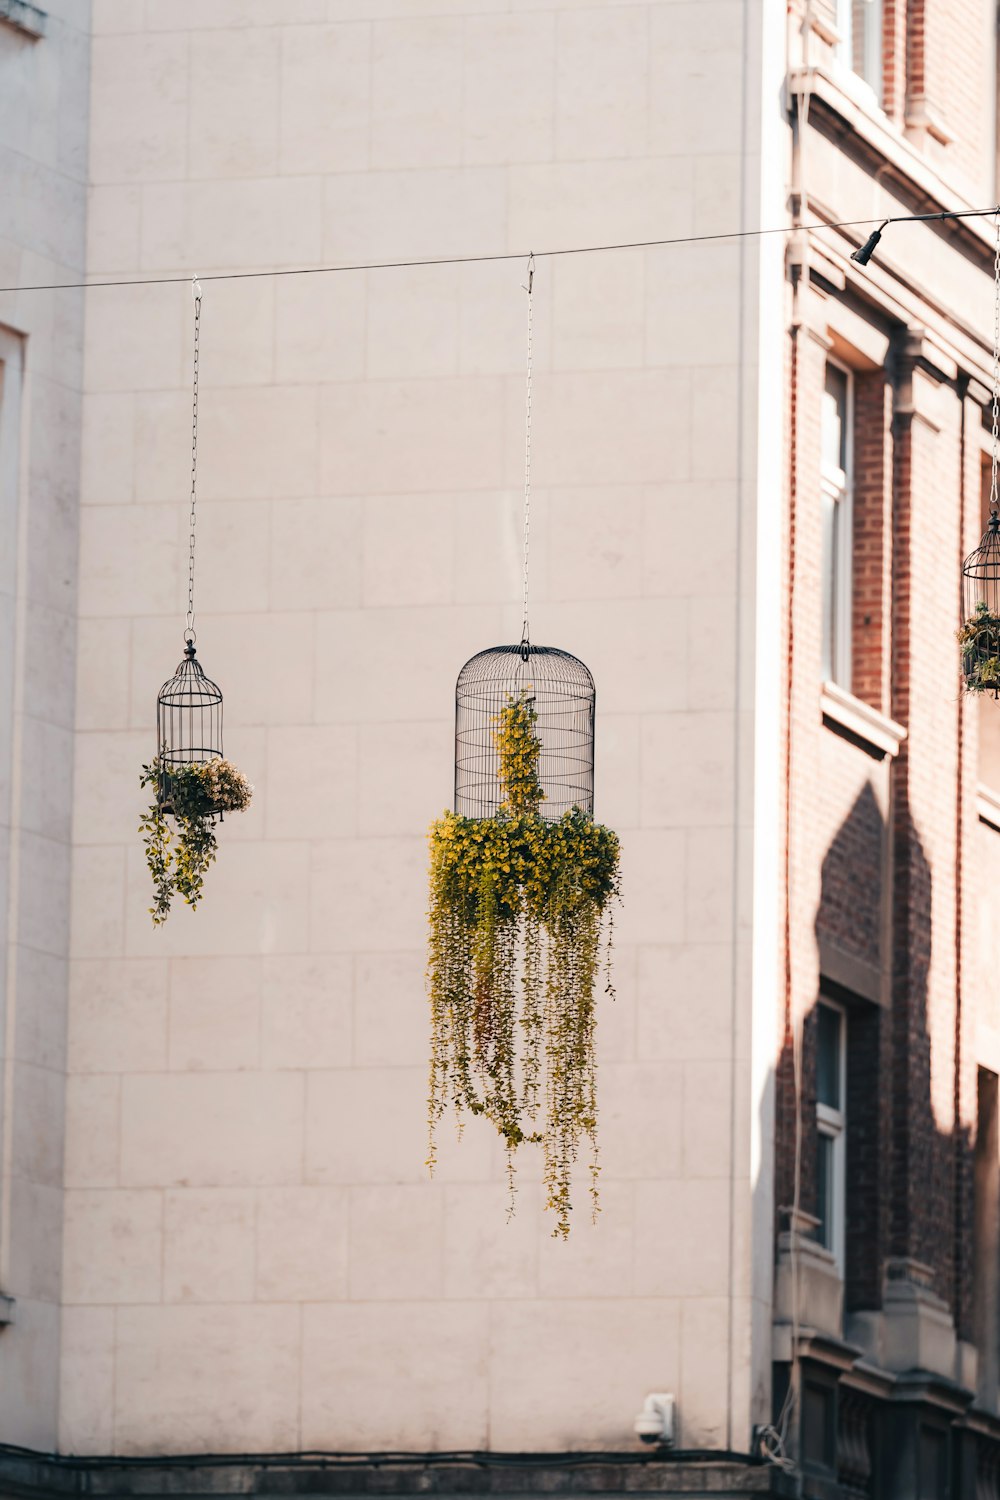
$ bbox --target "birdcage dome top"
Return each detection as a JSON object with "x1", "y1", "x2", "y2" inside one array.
[
  {"x1": 456, "y1": 642, "x2": 595, "y2": 693},
  {"x1": 158, "y1": 641, "x2": 222, "y2": 707}
]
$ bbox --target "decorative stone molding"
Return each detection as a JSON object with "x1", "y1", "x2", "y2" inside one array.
[
  {"x1": 905, "y1": 95, "x2": 956, "y2": 148},
  {"x1": 849, "y1": 1259, "x2": 965, "y2": 1383},
  {"x1": 788, "y1": 65, "x2": 994, "y2": 261}
]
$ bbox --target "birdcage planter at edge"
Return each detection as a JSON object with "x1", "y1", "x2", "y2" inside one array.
[{"x1": 960, "y1": 514, "x2": 1000, "y2": 697}]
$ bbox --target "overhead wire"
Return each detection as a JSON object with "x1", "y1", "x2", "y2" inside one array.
[{"x1": 0, "y1": 204, "x2": 996, "y2": 295}]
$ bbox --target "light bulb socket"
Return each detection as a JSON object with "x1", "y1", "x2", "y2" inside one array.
[{"x1": 851, "y1": 221, "x2": 890, "y2": 267}]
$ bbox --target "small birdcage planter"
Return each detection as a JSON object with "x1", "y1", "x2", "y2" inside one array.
[
  {"x1": 428, "y1": 643, "x2": 620, "y2": 1239},
  {"x1": 138, "y1": 283, "x2": 252, "y2": 925},
  {"x1": 140, "y1": 642, "x2": 252, "y2": 925},
  {"x1": 960, "y1": 514, "x2": 1000, "y2": 696}
]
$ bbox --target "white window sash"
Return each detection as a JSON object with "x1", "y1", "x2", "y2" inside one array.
[
  {"x1": 834, "y1": 0, "x2": 883, "y2": 105},
  {"x1": 821, "y1": 365, "x2": 854, "y2": 691},
  {"x1": 817, "y1": 999, "x2": 847, "y2": 1275},
  {"x1": 860, "y1": 0, "x2": 883, "y2": 97}
]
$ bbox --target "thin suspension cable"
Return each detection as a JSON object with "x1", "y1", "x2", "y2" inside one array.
[
  {"x1": 991, "y1": 210, "x2": 999, "y2": 514},
  {"x1": 521, "y1": 253, "x2": 534, "y2": 651},
  {"x1": 1, "y1": 204, "x2": 997, "y2": 295},
  {"x1": 186, "y1": 278, "x2": 201, "y2": 645}
]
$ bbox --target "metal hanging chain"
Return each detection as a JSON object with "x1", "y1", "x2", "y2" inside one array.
[
  {"x1": 186, "y1": 278, "x2": 201, "y2": 645},
  {"x1": 990, "y1": 210, "x2": 1000, "y2": 508},
  {"x1": 520, "y1": 252, "x2": 534, "y2": 653}
]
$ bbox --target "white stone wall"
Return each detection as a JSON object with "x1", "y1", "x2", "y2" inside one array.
[
  {"x1": 60, "y1": 0, "x2": 777, "y2": 1456},
  {"x1": 0, "y1": 0, "x2": 91, "y2": 1450}
]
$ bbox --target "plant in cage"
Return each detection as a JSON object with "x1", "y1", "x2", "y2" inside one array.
[
  {"x1": 140, "y1": 749, "x2": 253, "y2": 925},
  {"x1": 428, "y1": 687, "x2": 620, "y2": 1240},
  {"x1": 961, "y1": 509, "x2": 1000, "y2": 696},
  {"x1": 958, "y1": 599, "x2": 1000, "y2": 695}
]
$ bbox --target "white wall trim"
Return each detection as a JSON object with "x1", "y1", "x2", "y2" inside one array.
[{"x1": 821, "y1": 681, "x2": 907, "y2": 758}]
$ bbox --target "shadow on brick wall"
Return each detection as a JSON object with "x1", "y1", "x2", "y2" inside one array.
[{"x1": 773, "y1": 777, "x2": 987, "y2": 1493}]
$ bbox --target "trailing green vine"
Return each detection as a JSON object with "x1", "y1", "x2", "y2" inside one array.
[
  {"x1": 427, "y1": 695, "x2": 620, "y2": 1237},
  {"x1": 958, "y1": 601, "x2": 1000, "y2": 694},
  {"x1": 139, "y1": 755, "x2": 252, "y2": 925}
]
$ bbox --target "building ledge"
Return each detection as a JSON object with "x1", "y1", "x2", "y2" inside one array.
[
  {"x1": 821, "y1": 683, "x2": 907, "y2": 759},
  {"x1": 788, "y1": 64, "x2": 994, "y2": 262},
  {"x1": 0, "y1": 1450, "x2": 775, "y2": 1499},
  {"x1": 0, "y1": 0, "x2": 46, "y2": 38}
]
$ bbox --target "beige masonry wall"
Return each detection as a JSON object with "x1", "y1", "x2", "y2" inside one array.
[
  {"x1": 0, "y1": 0, "x2": 91, "y2": 1451},
  {"x1": 61, "y1": 0, "x2": 778, "y2": 1456}
]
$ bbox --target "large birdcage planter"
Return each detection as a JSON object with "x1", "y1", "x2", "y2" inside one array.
[
  {"x1": 427, "y1": 259, "x2": 622, "y2": 1238},
  {"x1": 960, "y1": 515, "x2": 1000, "y2": 696}
]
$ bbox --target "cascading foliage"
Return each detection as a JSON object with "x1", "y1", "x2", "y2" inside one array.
[
  {"x1": 427, "y1": 695, "x2": 620, "y2": 1237},
  {"x1": 140, "y1": 755, "x2": 253, "y2": 925}
]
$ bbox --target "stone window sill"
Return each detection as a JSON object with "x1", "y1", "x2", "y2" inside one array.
[
  {"x1": 821, "y1": 682, "x2": 906, "y2": 759},
  {"x1": 788, "y1": 64, "x2": 992, "y2": 257}
]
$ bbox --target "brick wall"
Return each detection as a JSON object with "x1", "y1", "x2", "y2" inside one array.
[
  {"x1": 852, "y1": 373, "x2": 893, "y2": 713},
  {"x1": 781, "y1": 320, "x2": 986, "y2": 1336},
  {"x1": 881, "y1": 0, "x2": 907, "y2": 123},
  {"x1": 912, "y1": 0, "x2": 992, "y2": 195}
]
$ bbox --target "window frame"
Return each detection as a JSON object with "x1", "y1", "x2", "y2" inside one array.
[
  {"x1": 816, "y1": 997, "x2": 847, "y2": 1276},
  {"x1": 821, "y1": 359, "x2": 854, "y2": 691}
]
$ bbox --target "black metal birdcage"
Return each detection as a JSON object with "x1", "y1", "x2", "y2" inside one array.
[
  {"x1": 455, "y1": 643, "x2": 595, "y2": 820},
  {"x1": 961, "y1": 513, "x2": 1000, "y2": 696},
  {"x1": 156, "y1": 642, "x2": 223, "y2": 805}
]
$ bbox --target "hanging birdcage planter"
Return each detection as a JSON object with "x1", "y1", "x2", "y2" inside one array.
[
  {"x1": 960, "y1": 516, "x2": 1000, "y2": 695},
  {"x1": 426, "y1": 259, "x2": 621, "y2": 1239},
  {"x1": 139, "y1": 282, "x2": 252, "y2": 925}
]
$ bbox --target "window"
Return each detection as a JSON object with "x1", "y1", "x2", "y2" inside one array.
[
  {"x1": 816, "y1": 999, "x2": 846, "y2": 1273},
  {"x1": 974, "y1": 1068, "x2": 999, "y2": 1408},
  {"x1": 835, "y1": 0, "x2": 883, "y2": 101},
  {"x1": 821, "y1": 362, "x2": 853, "y2": 688}
]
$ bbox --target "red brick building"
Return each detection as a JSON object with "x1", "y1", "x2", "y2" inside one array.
[{"x1": 778, "y1": 1, "x2": 1000, "y2": 1493}]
